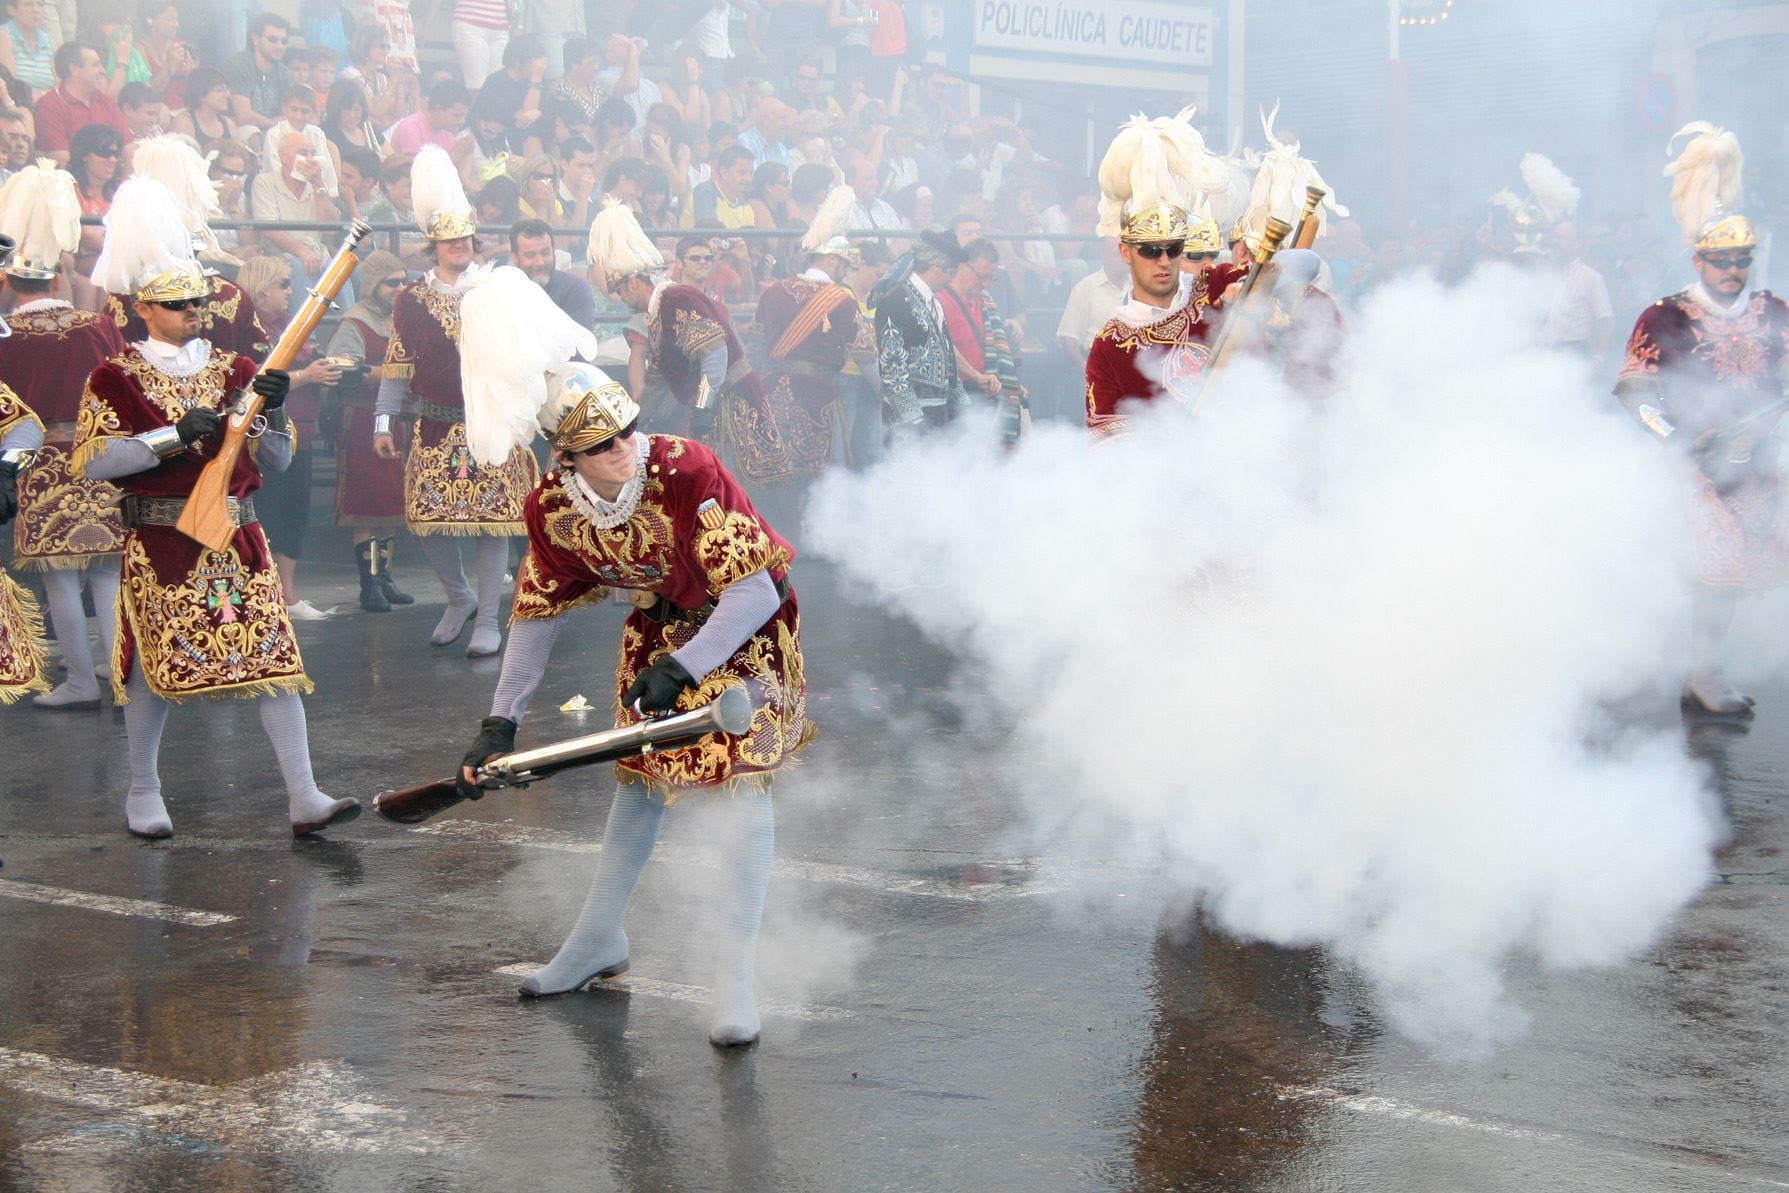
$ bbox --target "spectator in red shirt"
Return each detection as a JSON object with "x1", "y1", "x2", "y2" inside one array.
[
  {"x1": 34, "y1": 41, "x2": 130, "y2": 165},
  {"x1": 388, "y1": 78, "x2": 470, "y2": 156}
]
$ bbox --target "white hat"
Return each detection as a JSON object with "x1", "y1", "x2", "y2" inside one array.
[
  {"x1": 130, "y1": 134, "x2": 224, "y2": 254},
  {"x1": 585, "y1": 196, "x2": 663, "y2": 287},
  {"x1": 1665, "y1": 122, "x2": 1751, "y2": 251},
  {"x1": 1235, "y1": 103, "x2": 1348, "y2": 250},
  {"x1": 1096, "y1": 106, "x2": 1227, "y2": 244},
  {"x1": 460, "y1": 265, "x2": 613, "y2": 466},
  {"x1": 801, "y1": 185, "x2": 859, "y2": 263},
  {"x1": 0, "y1": 158, "x2": 81, "y2": 279},
  {"x1": 90, "y1": 176, "x2": 208, "y2": 301},
  {"x1": 412, "y1": 144, "x2": 476, "y2": 241}
]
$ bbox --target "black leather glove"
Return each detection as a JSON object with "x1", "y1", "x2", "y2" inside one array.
[
  {"x1": 251, "y1": 368, "x2": 291, "y2": 410},
  {"x1": 456, "y1": 715, "x2": 517, "y2": 801},
  {"x1": 688, "y1": 404, "x2": 718, "y2": 442},
  {"x1": 174, "y1": 406, "x2": 222, "y2": 447},
  {"x1": 0, "y1": 460, "x2": 18, "y2": 525},
  {"x1": 623, "y1": 655, "x2": 695, "y2": 716}
]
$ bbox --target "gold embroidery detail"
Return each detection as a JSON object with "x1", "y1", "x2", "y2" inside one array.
[
  {"x1": 116, "y1": 533, "x2": 311, "y2": 702},
  {"x1": 5, "y1": 306, "x2": 108, "y2": 341},
  {"x1": 693, "y1": 507, "x2": 789, "y2": 597},
  {"x1": 71, "y1": 382, "x2": 128, "y2": 474},
  {"x1": 403, "y1": 419, "x2": 536, "y2": 535},
  {"x1": 12, "y1": 442, "x2": 125, "y2": 569},
  {"x1": 0, "y1": 566, "x2": 50, "y2": 702},
  {"x1": 0, "y1": 381, "x2": 41, "y2": 436},
  {"x1": 116, "y1": 352, "x2": 238, "y2": 423},
  {"x1": 538, "y1": 471, "x2": 676, "y2": 587},
  {"x1": 417, "y1": 282, "x2": 463, "y2": 344},
  {"x1": 510, "y1": 548, "x2": 610, "y2": 621}
]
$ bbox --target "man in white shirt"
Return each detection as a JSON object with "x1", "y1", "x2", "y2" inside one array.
[
  {"x1": 1541, "y1": 220, "x2": 1613, "y2": 365},
  {"x1": 1056, "y1": 241, "x2": 1129, "y2": 360}
]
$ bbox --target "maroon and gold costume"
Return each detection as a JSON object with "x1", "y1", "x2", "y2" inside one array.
[
  {"x1": 0, "y1": 303, "x2": 128, "y2": 569},
  {"x1": 755, "y1": 275, "x2": 859, "y2": 475},
  {"x1": 1618, "y1": 287, "x2": 1789, "y2": 590},
  {"x1": 385, "y1": 276, "x2": 538, "y2": 535},
  {"x1": 649, "y1": 283, "x2": 792, "y2": 486},
  {"x1": 332, "y1": 315, "x2": 405, "y2": 529},
  {"x1": 511, "y1": 435, "x2": 813, "y2": 802},
  {"x1": 0, "y1": 386, "x2": 49, "y2": 702},
  {"x1": 103, "y1": 277, "x2": 272, "y2": 361},
  {"x1": 72, "y1": 348, "x2": 310, "y2": 703},
  {"x1": 1085, "y1": 280, "x2": 1219, "y2": 438}
]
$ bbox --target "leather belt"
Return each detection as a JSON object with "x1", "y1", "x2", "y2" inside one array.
[
  {"x1": 121, "y1": 494, "x2": 257, "y2": 530},
  {"x1": 637, "y1": 573, "x2": 790, "y2": 627},
  {"x1": 418, "y1": 400, "x2": 463, "y2": 425}
]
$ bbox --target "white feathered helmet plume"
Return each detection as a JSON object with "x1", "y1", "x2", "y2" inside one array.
[
  {"x1": 130, "y1": 134, "x2": 224, "y2": 252},
  {"x1": 1236, "y1": 102, "x2": 1348, "y2": 249},
  {"x1": 586, "y1": 196, "x2": 664, "y2": 292},
  {"x1": 90, "y1": 176, "x2": 208, "y2": 302},
  {"x1": 0, "y1": 159, "x2": 81, "y2": 279},
  {"x1": 801, "y1": 185, "x2": 860, "y2": 267},
  {"x1": 412, "y1": 144, "x2": 476, "y2": 241},
  {"x1": 460, "y1": 265, "x2": 620, "y2": 465},
  {"x1": 1203, "y1": 131, "x2": 1255, "y2": 242},
  {"x1": 1665, "y1": 122, "x2": 1751, "y2": 252},
  {"x1": 1519, "y1": 153, "x2": 1580, "y2": 222},
  {"x1": 1096, "y1": 107, "x2": 1227, "y2": 245}
]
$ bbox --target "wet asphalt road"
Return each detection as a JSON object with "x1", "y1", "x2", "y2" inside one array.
[{"x1": 0, "y1": 544, "x2": 1785, "y2": 1192}]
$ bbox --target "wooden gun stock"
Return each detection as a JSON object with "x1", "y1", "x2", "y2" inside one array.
[
  {"x1": 372, "y1": 778, "x2": 463, "y2": 825},
  {"x1": 177, "y1": 220, "x2": 373, "y2": 552}
]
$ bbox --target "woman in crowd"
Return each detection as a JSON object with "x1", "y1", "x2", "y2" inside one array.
[
  {"x1": 107, "y1": 2, "x2": 193, "y2": 104},
  {"x1": 324, "y1": 77, "x2": 384, "y2": 156},
  {"x1": 343, "y1": 24, "x2": 415, "y2": 129},
  {"x1": 475, "y1": 173, "x2": 521, "y2": 231},
  {"x1": 749, "y1": 160, "x2": 795, "y2": 278},
  {"x1": 173, "y1": 68, "x2": 241, "y2": 146},
  {"x1": 516, "y1": 154, "x2": 564, "y2": 221},
  {"x1": 234, "y1": 255, "x2": 343, "y2": 620},
  {"x1": 0, "y1": 0, "x2": 53, "y2": 95},
  {"x1": 68, "y1": 123, "x2": 123, "y2": 310},
  {"x1": 549, "y1": 35, "x2": 606, "y2": 125},
  {"x1": 664, "y1": 49, "x2": 715, "y2": 129}
]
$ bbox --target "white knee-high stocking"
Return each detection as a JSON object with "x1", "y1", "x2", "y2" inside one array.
[{"x1": 708, "y1": 790, "x2": 775, "y2": 1047}]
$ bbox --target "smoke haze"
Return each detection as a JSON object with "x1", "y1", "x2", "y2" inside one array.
[{"x1": 806, "y1": 263, "x2": 1724, "y2": 1051}]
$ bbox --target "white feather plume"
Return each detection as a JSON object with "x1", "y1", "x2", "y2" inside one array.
[
  {"x1": 1096, "y1": 107, "x2": 1227, "y2": 239},
  {"x1": 411, "y1": 144, "x2": 471, "y2": 237},
  {"x1": 585, "y1": 195, "x2": 663, "y2": 279},
  {"x1": 460, "y1": 265, "x2": 601, "y2": 466},
  {"x1": 1240, "y1": 102, "x2": 1348, "y2": 242},
  {"x1": 0, "y1": 159, "x2": 81, "y2": 269},
  {"x1": 1664, "y1": 121, "x2": 1744, "y2": 247},
  {"x1": 89, "y1": 177, "x2": 194, "y2": 294},
  {"x1": 130, "y1": 134, "x2": 223, "y2": 250},
  {"x1": 801, "y1": 185, "x2": 857, "y2": 254},
  {"x1": 1519, "y1": 153, "x2": 1579, "y2": 222}
]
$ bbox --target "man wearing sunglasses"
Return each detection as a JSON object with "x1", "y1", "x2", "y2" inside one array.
[
  {"x1": 73, "y1": 178, "x2": 358, "y2": 840},
  {"x1": 1615, "y1": 124, "x2": 1789, "y2": 717},
  {"x1": 1084, "y1": 113, "x2": 1216, "y2": 439},
  {"x1": 453, "y1": 271, "x2": 810, "y2": 1047}
]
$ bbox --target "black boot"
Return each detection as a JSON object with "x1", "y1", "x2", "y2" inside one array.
[
  {"x1": 357, "y1": 541, "x2": 391, "y2": 613},
  {"x1": 375, "y1": 537, "x2": 415, "y2": 605}
]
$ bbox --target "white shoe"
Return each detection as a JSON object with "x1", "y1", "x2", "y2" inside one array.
[
  {"x1": 1683, "y1": 670, "x2": 1754, "y2": 717},
  {"x1": 33, "y1": 681, "x2": 101, "y2": 711},
  {"x1": 286, "y1": 600, "x2": 335, "y2": 621},
  {"x1": 93, "y1": 661, "x2": 110, "y2": 681}
]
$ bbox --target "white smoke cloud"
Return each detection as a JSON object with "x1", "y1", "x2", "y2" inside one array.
[{"x1": 805, "y1": 263, "x2": 1724, "y2": 1051}]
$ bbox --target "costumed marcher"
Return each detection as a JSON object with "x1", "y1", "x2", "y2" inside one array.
[
  {"x1": 454, "y1": 266, "x2": 813, "y2": 1047},
  {"x1": 374, "y1": 145, "x2": 536, "y2": 658},
  {"x1": 590, "y1": 198, "x2": 793, "y2": 492},
  {"x1": 1083, "y1": 108, "x2": 1229, "y2": 438},
  {"x1": 101, "y1": 135, "x2": 272, "y2": 361},
  {"x1": 1615, "y1": 123, "x2": 1789, "y2": 717},
  {"x1": 871, "y1": 229, "x2": 968, "y2": 431},
  {"x1": 754, "y1": 185, "x2": 861, "y2": 475},
  {"x1": 0, "y1": 382, "x2": 51, "y2": 705},
  {"x1": 1488, "y1": 155, "x2": 1615, "y2": 367},
  {"x1": 325, "y1": 249, "x2": 414, "y2": 613},
  {"x1": 75, "y1": 176, "x2": 359, "y2": 839},
  {"x1": 0, "y1": 159, "x2": 128, "y2": 709}
]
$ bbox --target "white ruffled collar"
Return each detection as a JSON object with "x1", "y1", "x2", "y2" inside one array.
[
  {"x1": 133, "y1": 336, "x2": 213, "y2": 377},
  {"x1": 560, "y1": 434, "x2": 651, "y2": 529}
]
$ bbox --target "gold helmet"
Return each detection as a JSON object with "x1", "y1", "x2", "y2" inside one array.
[
  {"x1": 1185, "y1": 212, "x2": 1222, "y2": 254},
  {"x1": 412, "y1": 145, "x2": 477, "y2": 242},
  {"x1": 90, "y1": 176, "x2": 212, "y2": 302},
  {"x1": 1695, "y1": 214, "x2": 1755, "y2": 253},
  {"x1": 136, "y1": 261, "x2": 210, "y2": 303},
  {"x1": 543, "y1": 363, "x2": 640, "y2": 453}
]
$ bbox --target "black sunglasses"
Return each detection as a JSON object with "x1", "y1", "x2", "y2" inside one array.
[
  {"x1": 575, "y1": 418, "x2": 639, "y2": 456},
  {"x1": 1701, "y1": 253, "x2": 1753, "y2": 270},
  {"x1": 154, "y1": 298, "x2": 205, "y2": 311},
  {"x1": 682, "y1": 253, "x2": 713, "y2": 263},
  {"x1": 1133, "y1": 242, "x2": 1185, "y2": 260},
  {"x1": 377, "y1": 277, "x2": 404, "y2": 288},
  {"x1": 90, "y1": 146, "x2": 121, "y2": 158},
  {"x1": 1185, "y1": 251, "x2": 1218, "y2": 263}
]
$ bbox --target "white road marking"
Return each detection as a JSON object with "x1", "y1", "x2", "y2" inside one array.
[
  {"x1": 0, "y1": 878, "x2": 237, "y2": 927},
  {"x1": 492, "y1": 963, "x2": 853, "y2": 1022},
  {"x1": 1276, "y1": 1082, "x2": 1564, "y2": 1142},
  {"x1": 0, "y1": 1048, "x2": 435, "y2": 1155},
  {"x1": 1277, "y1": 1083, "x2": 1789, "y2": 1188},
  {"x1": 416, "y1": 820, "x2": 1056, "y2": 901}
]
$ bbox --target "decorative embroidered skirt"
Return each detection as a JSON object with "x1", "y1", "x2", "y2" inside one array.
[
  {"x1": 12, "y1": 436, "x2": 126, "y2": 570},
  {"x1": 404, "y1": 416, "x2": 537, "y2": 537},
  {"x1": 0, "y1": 565, "x2": 49, "y2": 703}
]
